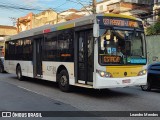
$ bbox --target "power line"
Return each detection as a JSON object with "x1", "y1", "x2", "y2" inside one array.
[
  {"x1": 0, "y1": 4, "x2": 44, "y2": 11},
  {"x1": 0, "y1": 1, "x2": 159, "y2": 21},
  {"x1": 0, "y1": 0, "x2": 93, "y2": 13},
  {"x1": 67, "y1": 0, "x2": 91, "y2": 14},
  {"x1": 0, "y1": 1, "x2": 45, "y2": 11}
]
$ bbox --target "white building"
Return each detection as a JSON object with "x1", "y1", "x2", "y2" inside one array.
[
  {"x1": 81, "y1": 0, "x2": 116, "y2": 13},
  {"x1": 59, "y1": 9, "x2": 79, "y2": 17},
  {"x1": 153, "y1": 0, "x2": 160, "y2": 21}
]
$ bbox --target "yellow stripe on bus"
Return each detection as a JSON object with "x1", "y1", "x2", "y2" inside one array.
[
  {"x1": 104, "y1": 13, "x2": 137, "y2": 20},
  {"x1": 106, "y1": 65, "x2": 143, "y2": 78},
  {"x1": 57, "y1": 23, "x2": 75, "y2": 30}
]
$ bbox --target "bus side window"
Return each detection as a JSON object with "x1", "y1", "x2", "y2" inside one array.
[
  {"x1": 44, "y1": 33, "x2": 57, "y2": 61},
  {"x1": 23, "y1": 39, "x2": 32, "y2": 60},
  {"x1": 57, "y1": 29, "x2": 74, "y2": 62}
]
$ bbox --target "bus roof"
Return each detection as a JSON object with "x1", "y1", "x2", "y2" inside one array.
[
  {"x1": 8, "y1": 13, "x2": 142, "y2": 40},
  {"x1": 102, "y1": 13, "x2": 141, "y2": 21}
]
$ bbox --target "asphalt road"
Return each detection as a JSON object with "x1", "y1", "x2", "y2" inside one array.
[{"x1": 0, "y1": 73, "x2": 160, "y2": 120}]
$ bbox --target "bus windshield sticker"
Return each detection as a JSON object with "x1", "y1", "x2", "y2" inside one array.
[
  {"x1": 111, "y1": 48, "x2": 116, "y2": 53},
  {"x1": 107, "y1": 47, "x2": 111, "y2": 54}
]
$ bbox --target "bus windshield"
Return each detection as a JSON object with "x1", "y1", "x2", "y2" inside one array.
[{"x1": 98, "y1": 28, "x2": 147, "y2": 65}]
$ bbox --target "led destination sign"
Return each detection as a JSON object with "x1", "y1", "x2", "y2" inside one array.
[
  {"x1": 97, "y1": 16, "x2": 142, "y2": 28},
  {"x1": 100, "y1": 55, "x2": 121, "y2": 64},
  {"x1": 103, "y1": 18, "x2": 138, "y2": 27}
]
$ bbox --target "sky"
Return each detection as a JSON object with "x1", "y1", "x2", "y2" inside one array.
[{"x1": 0, "y1": 0, "x2": 101, "y2": 26}]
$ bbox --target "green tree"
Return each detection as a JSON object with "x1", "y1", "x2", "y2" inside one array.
[
  {"x1": 146, "y1": 16, "x2": 160, "y2": 35},
  {"x1": 154, "y1": 21, "x2": 160, "y2": 34},
  {"x1": 146, "y1": 25, "x2": 156, "y2": 35},
  {"x1": 158, "y1": 17, "x2": 160, "y2": 22}
]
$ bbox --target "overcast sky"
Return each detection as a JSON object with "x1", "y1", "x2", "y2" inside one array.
[{"x1": 0, "y1": 0, "x2": 101, "y2": 26}]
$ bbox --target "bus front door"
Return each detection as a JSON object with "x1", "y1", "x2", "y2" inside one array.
[
  {"x1": 76, "y1": 30, "x2": 94, "y2": 85},
  {"x1": 33, "y1": 37, "x2": 43, "y2": 78}
]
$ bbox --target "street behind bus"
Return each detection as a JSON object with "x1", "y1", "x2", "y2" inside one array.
[{"x1": 0, "y1": 73, "x2": 160, "y2": 120}]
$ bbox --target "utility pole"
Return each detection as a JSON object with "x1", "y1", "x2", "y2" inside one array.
[
  {"x1": 17, "y1": 18, "x2": 20, "y2": 33},
  {"x1": 92, "y1": 0, "x2": 96, "y2": 14},
  {"x1": 56, "y1": 13, "x2": 58, "y2": 24}
]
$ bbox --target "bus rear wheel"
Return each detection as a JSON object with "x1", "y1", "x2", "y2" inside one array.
[
  {"x1": 58, "y1": 70, "x2": 70, "y2": 92},
  {"x1": 16, "y1": 66, "x2": 23, "y2": 81}
]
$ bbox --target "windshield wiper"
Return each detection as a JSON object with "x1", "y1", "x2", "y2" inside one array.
[{"x1": 132, "y1": 55, "x2": 145, "y2": 58}]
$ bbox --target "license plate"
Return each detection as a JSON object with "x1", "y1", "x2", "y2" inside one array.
[{"x1": 122, "y1": 79, "x2": 131, "y2": 84}]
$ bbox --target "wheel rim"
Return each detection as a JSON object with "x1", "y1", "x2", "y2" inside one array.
[{"x1": 60, "y1": 75, "x2": 67, "y2": 87}]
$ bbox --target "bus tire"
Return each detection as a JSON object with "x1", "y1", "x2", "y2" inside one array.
[
  {"x1": 141, "y1": 77, "x2": 151, "y2": 91},
  {"x1": 58, "y1": 70, "x2": 70, "y2": 92},
  {"x1": 16, "y1": 66, "x2": 23, "y2": 81}
]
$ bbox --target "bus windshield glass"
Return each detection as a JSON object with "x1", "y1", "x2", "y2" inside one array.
[{"x1": 98, "y1": 28, "x2": 147, "y2": 65}]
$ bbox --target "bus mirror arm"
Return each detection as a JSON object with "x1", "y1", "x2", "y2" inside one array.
[{"x1": 93, "y1": 23, "x2": 99, "y2": 38}]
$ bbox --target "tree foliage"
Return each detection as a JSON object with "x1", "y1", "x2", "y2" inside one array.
[
  {"x1": 146, "y1": 16, "x2": 160, "y2": 36},
  {"x1": 146, "y1": 25, "x2": 156, "y2": 35},
  {"x1": 154, "y1": 21, "x2": 160, "y2": 33}
]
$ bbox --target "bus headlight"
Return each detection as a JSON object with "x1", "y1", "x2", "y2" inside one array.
[
  {"x1": 96, "y1": 70, "x2": 112, "y2": 78},
  {"x1": 138, "y1": 69, "x2": 147, "y2": 76}
]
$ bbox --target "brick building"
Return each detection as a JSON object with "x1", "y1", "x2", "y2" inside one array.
[{"x1": 17, "y1": 9, "x2": 58, "y2": 33}]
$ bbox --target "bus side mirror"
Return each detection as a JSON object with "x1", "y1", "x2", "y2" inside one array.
[{"x1": 93, "y1": 24, "x2": 99, "y2": 38}]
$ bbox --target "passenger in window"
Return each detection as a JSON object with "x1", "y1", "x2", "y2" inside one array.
[{"x1": 117, "y1": 46, "x2": 123, "y2": 57}]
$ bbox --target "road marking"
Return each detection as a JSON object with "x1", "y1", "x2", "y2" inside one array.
[{"x1": 17, "y1": 85, "x2": 42, "y2": 95}]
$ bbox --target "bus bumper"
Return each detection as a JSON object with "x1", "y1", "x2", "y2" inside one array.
[{"x1": 94, "y1": 74, "x2": 147, "y2": 89}]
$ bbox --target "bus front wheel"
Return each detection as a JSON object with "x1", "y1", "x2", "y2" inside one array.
[
  {"x1": 58, "y1": 70, "x2": 70, "y2": 92},
  {"x1": 16, "y1": 66, "x2": 23, "y2": 81},
  {"x1": 141, "y1": 78, "x2": 151, "y2": 91}
]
